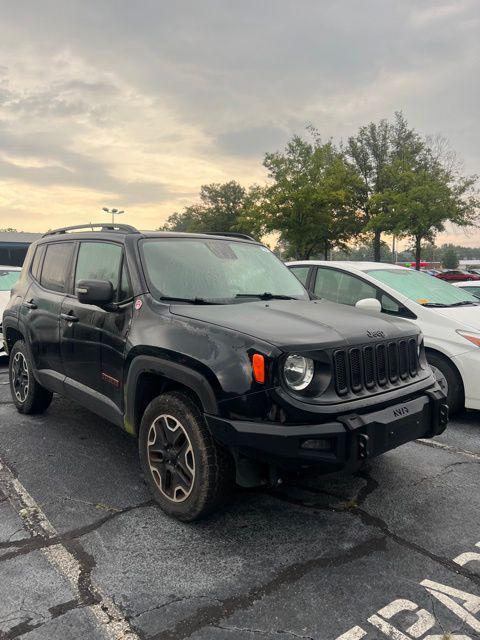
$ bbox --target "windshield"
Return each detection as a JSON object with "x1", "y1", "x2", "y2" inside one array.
[
  {"x1": 141, "y1": 238, "x2": 308, "y2": 302},
  {"x1": 0, "y1": 269, "x2": 20, "y2": 292},
  {"x1": 366, "y1": 268, "x2": 478, "y2": 307}
]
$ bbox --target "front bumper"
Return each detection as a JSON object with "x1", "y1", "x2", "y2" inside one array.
[
  {"x1": 206, "y1": 387, "x2": 448, "y2": 472},
  {"x1": 0, "y1": 330, "x2": 6, "y2": 357}
]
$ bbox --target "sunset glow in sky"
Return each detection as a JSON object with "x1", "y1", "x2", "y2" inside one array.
[{"x1": 0, "y1": 1, "x2": 479, "y2": 245}]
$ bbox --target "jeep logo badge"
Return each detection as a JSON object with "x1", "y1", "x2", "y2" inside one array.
[
  {"x1": 367, "y1": 329, "x2": 386, "y2": 339},
  {"x1": 393, "y1": 406, "x2": 409, "y2": 418}
]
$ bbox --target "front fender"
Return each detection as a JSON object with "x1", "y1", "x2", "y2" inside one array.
[{"x1": 124, "y1": 354, "x2": 218, "y2": 434}]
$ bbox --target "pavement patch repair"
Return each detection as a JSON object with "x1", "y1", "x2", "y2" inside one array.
[{"x1": 0, "y1": 362, "x2": 479, "y2": 640}]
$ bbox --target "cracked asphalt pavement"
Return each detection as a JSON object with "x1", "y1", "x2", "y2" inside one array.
[{"x1": 0, "y1": 361, "x2": 479, "y2": 640}]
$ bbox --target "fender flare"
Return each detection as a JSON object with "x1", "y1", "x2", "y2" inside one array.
[{"x1": 124, "y1": 355, "x2": 218, "y2": 434}]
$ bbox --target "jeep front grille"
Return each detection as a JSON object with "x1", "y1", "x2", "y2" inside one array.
[{"x1": 333, "y1": 338, "x2": 419, "y2": 396}]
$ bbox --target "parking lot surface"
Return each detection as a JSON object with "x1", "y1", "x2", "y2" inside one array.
[{"x1": 0, "y1": 361, "x2": 479, "y2": 640}]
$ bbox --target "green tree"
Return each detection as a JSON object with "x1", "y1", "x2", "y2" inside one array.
[
  {"x1": 160, "y1": 181, "x2": 265, "y2": 239},
  {"x1": 332, "y1": 240, "x2": 392, "y2": 262},
  {"x1": 346, "y1": 112, "x2": 425, "y2": 261},
  {"x1": 388, "y1": 149, "x2": 479, "y2": 269},
  {"x1": 262, "y1": 132, "x2": 362, "y2": 260},
  {"x1": 442, "y1": 245, "x2": 459, "y2": 269}
]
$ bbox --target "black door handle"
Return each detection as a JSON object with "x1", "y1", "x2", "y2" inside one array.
[
  {"x1": 23, "y1": 299, "x2": 37, "y2": 310},
  {"x1": 60, "y1": 312, "x2": 79, "y2": 323}
]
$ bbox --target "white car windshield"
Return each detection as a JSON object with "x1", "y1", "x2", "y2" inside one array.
[
  {"x1": 0, "y1": 269, "x2": 20, "y2": 291},
  {"x1": 365, "y1": 268, "x2": 478, "y2": 307},
  {"x1": 141, "y1": 238, "x2": 309, "y2": 303}
]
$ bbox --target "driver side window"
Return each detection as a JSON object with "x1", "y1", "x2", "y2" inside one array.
[
  {"x1": 314, "y1": 268, "x2": 404, "y2": 316},
  {"x1": 314, "y1": 268, "x2": 376, "y2": 305},
  {"x1": 75, "y1": 242, "x2": 123, "y2": 298}
]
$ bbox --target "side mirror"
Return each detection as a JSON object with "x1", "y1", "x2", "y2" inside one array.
[
  {"x1": 76, "y1": 279, "x2": 114, "y2": 307},
  {"x1": 355, "y1": 298, "x2": 382, "y2": 313}
]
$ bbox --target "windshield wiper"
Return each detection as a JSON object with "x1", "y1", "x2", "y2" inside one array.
[
  {"x1": 235, "y1": 292, "x2": 297, "y2": 300},
  {"x1": 447, "y1": 301, "x2": 477, "y2": 307},
  {"x1": 159, "y1": 296, "x2": 220, "y2": 305},
  {"x1": 421, "y1": 302, "x2": 449, "y2": 307}
]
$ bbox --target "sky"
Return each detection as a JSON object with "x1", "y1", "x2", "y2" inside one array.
[{"x1": 0, "y1": 0, "x2": 479, "y2": 246}]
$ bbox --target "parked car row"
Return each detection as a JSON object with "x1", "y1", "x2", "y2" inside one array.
[
  {"x1": 435, "y1": 269, "x2": 480, "y2": 282},
  {"x1": 288, "y1": 260, "x2": 480, "y2": 415},
  {"x1": 1, "y1": 225, "x2": 448, "y2": 521}
]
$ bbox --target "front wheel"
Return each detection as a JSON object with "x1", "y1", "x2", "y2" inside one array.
[
  {"x1": 427, "y1": 353, "x2": 463, "y2": 415},
  {"x1": 138, "y1": 391, "x2": 235, "y2": 521},
  {"x1": 9, "y1": 340, "x2": 53, "y2": 414}
]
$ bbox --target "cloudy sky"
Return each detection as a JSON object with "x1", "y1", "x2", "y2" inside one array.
[{"x1": 0, "y1": 0, "x2": 479, "y2": 245}]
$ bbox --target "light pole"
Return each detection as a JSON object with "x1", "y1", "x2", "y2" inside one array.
[{"x1": 102, "y1": 207, "x2": 125, "y2": 225}]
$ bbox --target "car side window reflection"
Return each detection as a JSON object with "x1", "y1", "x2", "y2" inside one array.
[
  {"x1": 75, "y1": 242, "x2": 123, "y2": 298},
  {"x1": 314, "y1": 268, "x2": 407, "y2": 317},
  {"x1": 314, "y1": 269, "x2": 376, "y2": 305}
]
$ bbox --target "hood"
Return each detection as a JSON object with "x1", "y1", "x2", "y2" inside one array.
[
  {"x1": 170, "y1": 299, "x2": 419, "y2": 350},
  {"x1": 428, "y1": 304, "x2": 480, "y2": 332}
]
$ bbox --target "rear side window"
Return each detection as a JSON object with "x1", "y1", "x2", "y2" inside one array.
[
  {"x1": 30, "y1": 244, "x2": 46, "y2": 281},
  {"x1": 74, "y1": 242, "x2": 123, "y2": 298},
  {"x1": 40, "y1": 242, "x2": 74, "y2": 292}
]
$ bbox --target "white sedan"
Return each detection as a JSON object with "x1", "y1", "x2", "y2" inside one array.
[
  {"x1": 453, "y1": 280, "x2": 480, "y2": 300},
  {"x1": 0, "y1": 266, "x2": 22, "y2": 357},
  {"x1": 287, "y1": 260, "x2": 480, "y2": 414}
]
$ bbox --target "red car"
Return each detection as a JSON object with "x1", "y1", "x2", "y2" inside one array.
[{"x1": 436, "y1": 270, "x2": 480, "y2": 282}]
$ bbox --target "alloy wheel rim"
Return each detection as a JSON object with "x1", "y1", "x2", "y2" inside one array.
[
  {"x1": 12, "y1": 352, "x2": 29, "y2": 403},
  {"x1": 147, "y1": 414, "x2": 195, "y2": 502}
]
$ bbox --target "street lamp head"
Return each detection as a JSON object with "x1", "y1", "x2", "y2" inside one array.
[{"x1": 102, "y1": 207, "x2": 109, "y2": 212}]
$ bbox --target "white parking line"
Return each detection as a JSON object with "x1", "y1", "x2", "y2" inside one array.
[{"x1": 0, "y1": 459, "x2": 140, "y2": 640}]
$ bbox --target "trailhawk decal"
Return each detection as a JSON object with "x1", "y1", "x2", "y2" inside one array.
[{"x1": 336, "y1": 540, "x2": 480, "y2": 639}]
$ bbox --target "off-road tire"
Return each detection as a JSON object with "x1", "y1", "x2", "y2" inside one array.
[
  {"x1": 139, "y1": 391, "x2": 235, "y2": 521},
  {"x1": 427, "y1": 352, "x2": 464, "y2": 416},
  {"x1": 9, "y1": 340, "x2": 53, "y2": 414}
]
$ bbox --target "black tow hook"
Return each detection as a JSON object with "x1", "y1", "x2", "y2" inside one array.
[{"x1": 358, "y1": 434, "x2": 370, "y2": 459}]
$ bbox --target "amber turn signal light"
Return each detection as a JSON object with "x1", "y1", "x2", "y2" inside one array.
[{"x1": 252, "y1": 353, "x2": 265, "y2": 383}]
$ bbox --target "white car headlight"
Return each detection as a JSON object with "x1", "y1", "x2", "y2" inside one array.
[
  {"x1": 456, "y1": 330, "x2": 480, "y2": 347},
  {"x1": 283, "y1": 354, "x2": 314, "y2": 391}
]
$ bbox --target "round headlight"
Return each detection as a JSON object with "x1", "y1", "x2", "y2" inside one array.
[{"x1": 284, "y1": 354, "x2": 314, "y2": 391}]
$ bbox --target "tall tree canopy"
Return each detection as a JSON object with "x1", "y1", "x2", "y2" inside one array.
[
  {"x1": 262, "y1": 131, "x2": 362, "y2": 260},
  {"x1": 160, "y1": 181, "x2": 265, "y2": 238},
  {"x1": 346, "y1": 112, "x2": 425, "y2": 261},
  {"x1": 386, "y1": 147, "x2": 479, "y2": 269}
]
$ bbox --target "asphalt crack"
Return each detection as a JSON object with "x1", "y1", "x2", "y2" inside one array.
[
  {"x1": 0, "y1": 499, "x2": 154, "y2": 561},
  {"x1": 268, "y1": 473, "x2": 480, "y2": 589},
  {"x1": 415, "y1": 438, "x2": 480, "y2": 461},
  {"x1": 214, "y1": 625, "x2": 316, "y2": 639},
  {"x1": 147, "y1": 536, "x2": 386, "y2": 640}
]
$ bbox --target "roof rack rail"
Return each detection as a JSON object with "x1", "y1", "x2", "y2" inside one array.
[
  {"x1": 207, "y1": 232, "x2": 256, "y2": 241},
  {"x1": 43, "y1": 223, "x2": 140, "y2": 237}
]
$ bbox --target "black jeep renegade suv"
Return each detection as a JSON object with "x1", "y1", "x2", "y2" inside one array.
[{"x1": 2, "y1": 223, "x2": 448, "y2": 521}]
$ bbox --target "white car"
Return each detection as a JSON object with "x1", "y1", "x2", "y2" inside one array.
[
  {"x1": 287, "y1": 260, "x2": 480, "y2": 414},
  {"x1": 453, "y1": 280, "x2": 480, "y2": 300},
  {"x1": 0, "y1": 266, "x2": 22, "y2": 357}
]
